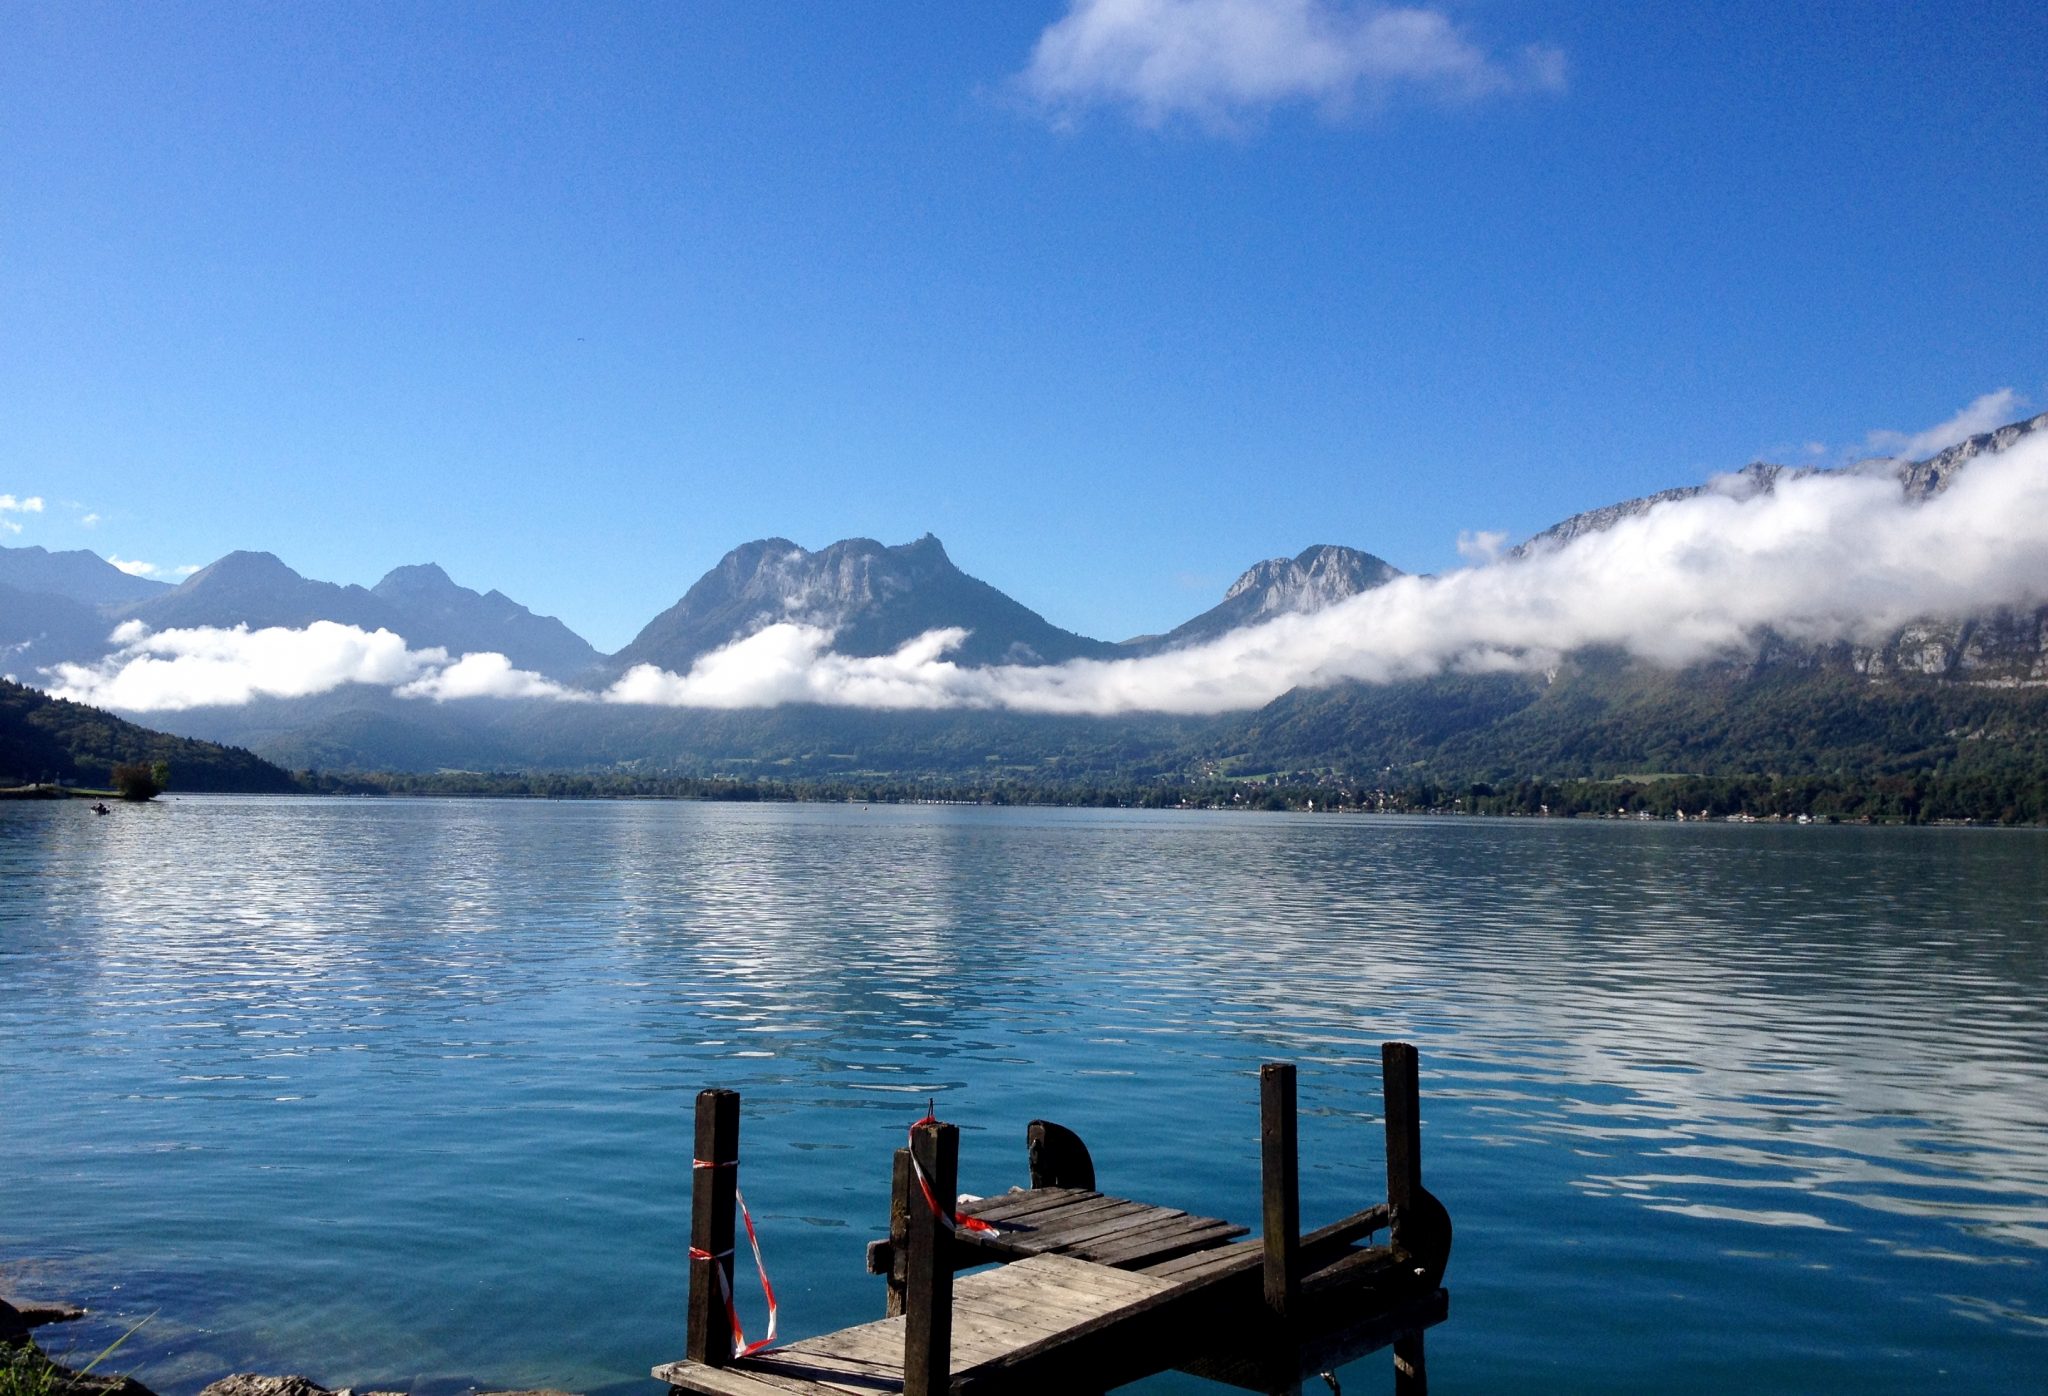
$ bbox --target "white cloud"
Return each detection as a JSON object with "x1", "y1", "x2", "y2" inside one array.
[
  {"x1": 81, "y1": 513, "x2": 101, "y2": 528},
  {"x1": 1866, "y1": 388, "x2": 2027, "y2": 460},
  {"x1": 1019, "y1": 0, "x2": 1566, "y2": 129},
  {"x1": 45, "y1": 622, "x2": 448, "y2": 711},
  {"x1": 106, "y1": 556, "x2": 202, "y2": 580},
  {"x1": 605, "y1": 626, "x2": 981, "y2": 710},
  {"x1": 397, "y1": 651, "x2": 589, "y2": 703},
  {"x1": 1455, "y1": 528, "x2": 1507, "y2": 563},
  {"x1": 45, "y1": 619, "x2": 580, "y2": 712},
  {"x1": 1, "y1": 494, "x2": 44, "y2": 532},
  {"x1": 605, "y1": 430, "x2": 2048, "y2": 715},
  {"x1": 32, "y1": 430, "x2": 2048, "y2": 720}
]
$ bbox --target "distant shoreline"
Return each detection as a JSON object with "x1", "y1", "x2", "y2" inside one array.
[
  {"x1": 74, "y1": 776, "x2": 2033, "y2": 827},
  {"x1": 0, "y1": 782, "x2": 119, "y2": 801}
]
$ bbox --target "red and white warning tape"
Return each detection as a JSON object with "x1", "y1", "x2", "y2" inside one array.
[
  {"x1": 907, "y1": 1112, "x2": 1002, "y2": 1236},
  {"x1": 689, "y1": 1157, "x2": 779, "y2": 1356}
]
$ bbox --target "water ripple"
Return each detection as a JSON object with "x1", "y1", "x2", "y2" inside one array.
[{"x1": 3, "y1": 800, "x2": 2045, "y2": 1393}]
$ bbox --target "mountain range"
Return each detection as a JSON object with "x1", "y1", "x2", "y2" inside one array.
[
  {"x1": 3, "y1": 411, "x2": 2045, "y2": 785},
  {"x1": 1, "y1": 527, "x2": 1407, "y2": 687}
]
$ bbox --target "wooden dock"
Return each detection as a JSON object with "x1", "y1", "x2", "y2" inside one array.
[{"x1": 655, "y1": 1044, "x2": 1451, "y2": 1395}]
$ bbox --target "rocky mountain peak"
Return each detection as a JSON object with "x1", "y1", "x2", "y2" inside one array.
[
  {"x1": 181, "y1": 550, "x2": 305, "y2": 592},
  {"x1": 1129, "y1": 544, "x2": 1403, "y2": 655},
  {"x1": 609, "y1": 533, "x2": 1117, "y2": 674},
  {"x1": 372, "y1": 562, "x2": 457, "y2": 597}
]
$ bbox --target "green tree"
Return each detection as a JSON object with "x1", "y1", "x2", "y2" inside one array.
[{"x1": 111, "y1": 762, "x2": 162, "y2": 802}]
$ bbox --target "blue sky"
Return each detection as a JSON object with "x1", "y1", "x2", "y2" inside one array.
[{"x1": 4, "y1": 1, "x2": 2044, "y2": 652}]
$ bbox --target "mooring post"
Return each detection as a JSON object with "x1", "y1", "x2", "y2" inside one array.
[
  {"x1": 1394, "y1": 1330, "x2": 1429, "y2": 1395},
  {"x1": 903, "y1": 1118, "x2": 958, "y2": 1396},
  {"x1": 1384, "y1": 1042, "x2": 1431, "y2": 1393},
  {"x1": 1382, "y1": 1042, "x2": 1422, "y2": 1255},
  {"x1": 686, "y1": 1087, "x2": 740, "y2": 1367},
  {"x1": 885, "y1": 1146, "x2": 912, "y2": 1318},
  {"x1": 1027, "y1": 1119, "x2": 1097, "y2": 1190},
  {"x1": 1260, "y1": 1061, "x2": 1301, "y2": 1324}
]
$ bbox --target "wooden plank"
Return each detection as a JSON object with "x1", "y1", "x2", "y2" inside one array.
[
  {"x1": 980, "y1": 1195, "x2": 1147, "y2": 1238},
  {"x1": 1136, "y1": 1201, "x2": 1389, "y2": 1281},
  {"x1": 1140, "y1": 1236, "x2": 1258, "y2": 1281},
  {"x1": 1301, "y1": 1243, "x2": 1404, "y2": 1297},
  {"x1": 1062, "y1": 1212, "x2": 1215, "y2": 1263},
  {"x1": 877, "y1": 1195, "x2": 1226, "y2": 1282},
  {"x1": 951, "y1": 1271, "x2": 1122, "y2": 1322},
  {"x1": 1080, "y1": 1217, "x2": 1246, "y2": 1269},
  {"x1": 952, "y1": 1263, "x2": 1251, "y2": 1395},
  {"x1": 950, "y1": 1285, "x2": 1108, "y2": 1331},
  {"x1": 958, "y1": 1187, "x2": 1096, "y2": 1223},
  {"x1": 655, "y1": 1360, "x2": 829, "y2": 1396},
  {"x1": 994, "y1": 1199, "x2": 1162, "y2": 1252},
  {"x1": 1261, "y1": 1062, "x2": 1300, "y2": 1324},
  {"x1": 730, "y1": 1352, "x2": 901, "y2": 1396}
]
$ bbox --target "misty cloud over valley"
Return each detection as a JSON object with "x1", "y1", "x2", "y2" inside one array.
[{"x1": 29, "y1": 414, "x2": 2048, "y2": 720}]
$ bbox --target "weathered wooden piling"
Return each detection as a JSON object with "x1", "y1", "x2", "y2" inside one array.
[
  {"x1": 1382, "y1": 1042, "x2": 1421, "y2": 1256},
  {"x1": 884, "y1": 1147, "x2": 913, "y2": 1317},
  {"x1": 685, "y1": 1087, "x2": 739, "y2": 1367},
  {"x1": 1260, "y1": 1061, "x2": 1300, "y2": 1325},
  {"x1": 902, "y1": 1118, "x2": 959, "y2": 1396},
  {"x1": 1027, "y1": 1119, "x2": 1096, "y2": 1190}
]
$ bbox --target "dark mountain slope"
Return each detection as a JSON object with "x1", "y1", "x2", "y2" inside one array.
[
  {"x1": 372, "y1": 563, "x2": 600, "y2": 679},
  {"x1": 1217, "y1": 651, "x2": 2048, "y2": 785},
  {"x1": 116, "y1": 551, "x2": 399, "y2": 633},
  {"x1": 0, "y1": 678, "x2": 298, "y2": 791},
  {"x1": 0, "y1": 543, "x2": 169, "y2": 606},
  {"x1": 0, "y1": 582, "x2": 115, "y2": 677}
]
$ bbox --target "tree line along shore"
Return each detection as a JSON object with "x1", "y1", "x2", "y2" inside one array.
[{"x1": 9, "y1": 676, "x2": 2048, "y2": 825}]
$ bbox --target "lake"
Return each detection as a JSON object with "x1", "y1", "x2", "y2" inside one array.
[{"x1": 2, "y1": 798, "x2": 2044, "y2": 1394}]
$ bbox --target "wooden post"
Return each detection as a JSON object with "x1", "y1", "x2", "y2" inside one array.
[
  {"x1": 1260, "y1": 1061, "x2": 1300, "y2": 1324},
  {"x1": 1026, "y1": 1119, "x2": 1097, "y2": 1191},
  {"x1": 686, "y1": 1088, "x2": 740, "y2": 1366},
  {"x1": 885, "y1": 1146, "x2": 912, "y2": 1317},
  {"x1": 1384, "y1": 1041, "x2": 1432, "y2": 1394},
  {"x1": 903, "y1": 1118, "x2": 958, "y2": 1396},
  {"x1": 1382, "y1": 1042, "x2": 1421, "y2": 1255},
  {"x1": 1394, "y1": 1330, "x2": 1429, "y2": 1395}
]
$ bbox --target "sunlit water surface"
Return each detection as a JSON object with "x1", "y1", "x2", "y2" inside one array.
[{"x1": 3, "y1": 798, "x2": 2045, "y2": 1394}]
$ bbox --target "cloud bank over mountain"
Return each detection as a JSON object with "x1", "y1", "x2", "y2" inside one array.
[
  {"x1": 1865, "y1": 388, "x2": 2029, "y2": 461},
  {"x1": 48, "y1": 620, "x2": 442, "y2": 711},
  {"x1": 43, "y1": 428, "x2": 2048, "y2": 716}
]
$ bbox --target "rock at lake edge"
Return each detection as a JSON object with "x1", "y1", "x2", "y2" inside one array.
[{"x1": 197, "y1": 1379, "x2": 575, "y2": 1396}]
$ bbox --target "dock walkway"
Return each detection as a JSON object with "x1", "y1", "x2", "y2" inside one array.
[{"x1": 656, "y1": 1045, "x2": 1451, "y2": 1395}]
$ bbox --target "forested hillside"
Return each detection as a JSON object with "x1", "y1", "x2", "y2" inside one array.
[{"x1": 0, "y1": 678, "x2": 299, "y2": 792}]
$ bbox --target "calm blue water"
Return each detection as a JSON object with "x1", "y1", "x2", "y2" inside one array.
[{"x1": 2, "y1": 798, "x2": 2045, "y2": 1394}]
